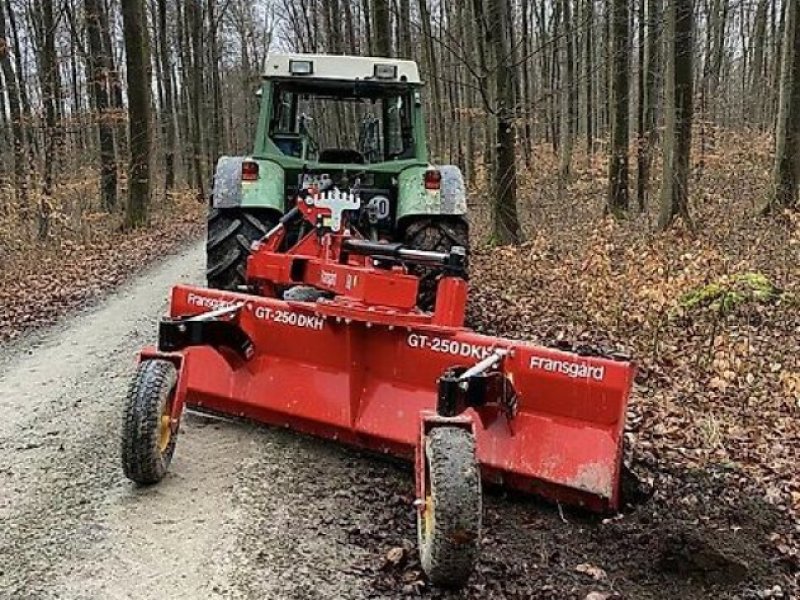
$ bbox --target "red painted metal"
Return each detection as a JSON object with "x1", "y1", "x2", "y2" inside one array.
[
  {"x1": 140, "y1": 194, "x2": 635, "y2": 512},
  {"x1": 144, "y1": 280, "x2": 634, "y2": 512}
]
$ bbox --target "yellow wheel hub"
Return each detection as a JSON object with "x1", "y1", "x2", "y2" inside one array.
[
  {"x1": 158, "y1": 414, "x2": 172, "y2": 453},
  {"x1": 423, "y1": 493, "x2": 434, "y2": 538}
]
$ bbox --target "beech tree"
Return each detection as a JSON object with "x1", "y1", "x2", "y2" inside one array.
[
  {"x1": 85, "y1": 0, "x2": 117, "y2": 211},
  {"x1": 121, "y1": 0, "x2": 152, "y2": 227},
  {"x1": 607, "y1": 0, "x2": 630, "y2": 215},
  {"x1": 767, "y1": 0, "x2": 800, "y2": 211},
  {"x1": 485, "y1": 0, "x2": 521, "y2": 243},
  {"x1": 0, "y1": 0, "x2": 25, "y2": 203},
  {"x1": 658, "y1": 0, "x2": 695, "y2": 230}
]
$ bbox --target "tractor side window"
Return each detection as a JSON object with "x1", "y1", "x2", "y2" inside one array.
[
  {"x1": 273, "y1": 89, "x2": 297, "y2": 133},
  {"x1": 270, "y1": 88, "x2": 304, "y2": 157},
  {"x1": 384, "y1": 94, "x2": 414, "y2": 160}
]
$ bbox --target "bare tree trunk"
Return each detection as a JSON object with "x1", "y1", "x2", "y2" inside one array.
[
  {"x1": 766, "y1": 0, "x2": 799, "y2": 211},
  {"x1": 188, "y1": 0, "x2": 206, "y2": 196},
  {"x1": 607, "y1": 0, "x2": 630, "y2": 215},
  {"x1": 0, "y1": 0, "x2": 27, "y2": 205},
  {"x1": 208, "y1": 0, "x2": 223, "y2": 172},
  {"x1": 121, "y1": 0, "x2": 153, "y2": 228},
  {"x1": 585, "y1": 0, "x2": 595, "y2": 159},
  {"x1": 5, "y1": 0, "x2": 35, "y2": 159},
  {"x1": 558, "y1": 0, "x2": 575, "y2": 182},
  {"x1": 398, "y1": 0, "x2": 411, "y2": 58},
  {"x1": 373, "y1": 0, "x2": 391, "y2": 56},
  {"x1": 362, "y1": 0, "x2": 373, "y2": 55},
  {"x1": 418, "y1": 0, "x2": 444, "y2": 159},
  {"x1": 176, "y1": 0, "x2": 195, "y2": 184},
  {"x1": 485, "y1": 0, "x2": 521, "y2": 243},
  {"x1": 35, "y1": 0, "x2": 61, "y2": 238},
  {"x1": 658, "y1": 0, "x2": 694, "y2": 229},
  {"x1": 98, "y1": 0, "x2": 127, "y2": 156},
  {"x1": 157, "y1": 0, "x2": 176, "y2": 189},
  {"x1": 86, "y1": 0, "x2": 118, "y2": 211},
  {"x1": 750, "y1": 0, "x2": 769, "y2": 126},
  {"x1": 636, "y1": 0, "x2": 660, "y2": 210}
]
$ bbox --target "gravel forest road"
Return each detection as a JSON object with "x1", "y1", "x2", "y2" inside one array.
[
  {"x1": 0, "y1": 242, "x2": 398, "y2": 600},
  {"x1": 0, "y1": 242, "x2": 792, "y2": 600}
]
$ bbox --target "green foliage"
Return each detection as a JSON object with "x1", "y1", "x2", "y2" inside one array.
[{"x1": 679, "y1": 272, "x2": 781, "y2": 314}]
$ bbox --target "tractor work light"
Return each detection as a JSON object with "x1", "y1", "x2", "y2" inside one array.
[
  {"x1": 374, "y1": 64, "x2": 398, "y2": 79},
  {"x1": 289, "y1": 59, "x2": 314, "y2": 75}
]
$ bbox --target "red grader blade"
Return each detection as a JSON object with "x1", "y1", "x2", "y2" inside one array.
[{"x1": 122, "y1": 188, "x2": 635, "y2": 588}]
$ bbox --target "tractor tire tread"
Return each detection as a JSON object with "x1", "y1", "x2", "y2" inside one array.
[
  {"x1": 403, "y1": 217, "x2": 469, "y2": 311},
  {"x1": 206, "y1": 218, "x2": 241, "y2": 251},
  {"x1": 206, "y1": 209, "x2": 278, "y2": 290},
  {"x1": 121, "y1": 359, "x2": 178, "y2": 485},
  {"x1": 419, "y1": 426, "x2": 482, "y2": 588}
]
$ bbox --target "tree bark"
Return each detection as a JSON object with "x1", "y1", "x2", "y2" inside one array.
[
  {"x1": 187, "y1": 0, "x2": 206, "y2": 196},
  {"x1": 35, "y1": 0, "x2": 61, "y2": 238},
  {"x1": 0, "y1": 0, "x2": 27, "y2": 204},
  {"x1": 607, "y1": 0, "x2": 630, "y2": 215},
  {"x1": 658, "y1": 0, "x2": 694, "y2": 229},
  {"x1": 398, "y1": 0, "x2": 411, "y2": 58},
  {"x1": 585, "y1": 0, "x2": 594, "y2": 158},
  {"x1": 157, "y1": 0, "x2": 176, "y2": 189},
  {"x1": 767, "y1": 0, "x2": 799, "y2": 210},
  {"x1": 208, "y1": 0, "x2": 223, "y2": 173},
  {"x1": 86, "y1": 0, "x2": 118, "y2": 211},
  {"x1": 121, "y1": 0, "x2": 153, "y2": 228},
  {"x1": 373, "y1": 0, "x2": 391, "y2": 56},
  {"x1": 558, "y1": 0, "x2": 575, "y2": 182},
  {"x1": 485, "y1": 0, "x2": 521, "y2": 243},
  {"x1": 636, "y1": 0, "x2": 660, "y2": 210}
]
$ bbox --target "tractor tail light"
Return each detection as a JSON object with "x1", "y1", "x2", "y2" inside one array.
[
  {"x1": 242, "y1": 160, "x2": 259, "y2": 181},
  {"x1": 424, "y1": 169, "x2": 441, "y2": 191}
]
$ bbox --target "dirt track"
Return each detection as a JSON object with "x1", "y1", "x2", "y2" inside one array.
[{"x1": 0, "y1": 242, "x2": 795, "y2": 599}]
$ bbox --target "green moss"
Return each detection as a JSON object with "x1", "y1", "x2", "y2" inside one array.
[{"x1": 678, "y1": 272, "x2": 781, "y2": 315}]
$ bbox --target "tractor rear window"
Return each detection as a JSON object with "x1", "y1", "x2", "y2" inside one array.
[{"x1": 268, "y1": 82, "x2": 416, "y2": 164}]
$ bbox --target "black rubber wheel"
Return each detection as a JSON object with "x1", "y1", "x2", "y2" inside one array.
[
  {"x1": 402, "y1": 217, "x2": 469, "y2": 311},
  {"x1": 121, "y1": 359, "x2": 179, "y2": 485},
  {"x1": 206, "y1": 208, "x2": 279, "y2": 290},
  {"x1": 417, "y1": 426, "x2": 482, "y2": 588}
]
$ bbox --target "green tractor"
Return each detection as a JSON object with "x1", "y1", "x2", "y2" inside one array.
[{"x1": 208, "y1": 53, "x2": 469, "y2": 309}]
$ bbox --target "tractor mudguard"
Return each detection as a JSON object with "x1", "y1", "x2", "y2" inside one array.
[
  {"x1": 211, "y1": 156, "x2": 285, "y2": 212},
  {"x1": 396, "y1": 165, "x2": 467, "y2": 223}
]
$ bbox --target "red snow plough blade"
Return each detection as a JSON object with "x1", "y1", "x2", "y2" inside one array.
[{"x1": 123, "y1": 187, "x2": 635, "y2": 588}]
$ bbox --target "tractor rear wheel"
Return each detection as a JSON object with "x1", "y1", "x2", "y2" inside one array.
[
  {"x1": 206, "y1": 208, "x2": 278, "y2": 290},
  {"x1": 417, "y1": 426, "x2": 482, "y2": 588},
  {"x1": 121, "y1": 360, "x2": 179, "y2": 485},
  {"x1": 402, "y1": 218, "x2": 469, "y2": 311}
]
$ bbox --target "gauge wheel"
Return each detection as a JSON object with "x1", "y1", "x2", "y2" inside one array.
[
  {"x1": 121, "y1": 359, "x2": 179, "y2": 484},
  {"x1": 417, "y1": 426, "x2": 482, "y2": 587}
]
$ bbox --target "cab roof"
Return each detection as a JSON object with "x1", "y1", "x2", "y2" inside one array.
[{"x1": 263, "y1": 53, "x2": 422, "y2": 85}]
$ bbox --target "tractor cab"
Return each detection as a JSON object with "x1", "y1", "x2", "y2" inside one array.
[{"x1": 258, "y1": 54, "x2": 427, "y2": 167}]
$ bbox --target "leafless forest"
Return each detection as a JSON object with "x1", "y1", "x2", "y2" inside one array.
[
  {"x1": 0, "y1": 0, "x2": 798, "y2": 598},
  {"x1": 0, "y1": 0, "x2": 798, "y2": 238}
]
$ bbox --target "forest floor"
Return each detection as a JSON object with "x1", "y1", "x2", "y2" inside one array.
[
  {"x1": 0, "y1": 134, "x2": 797, "y2": 599},
  {"x1": 0, "y1": 183, "x2": 206, "y2": 342}
]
